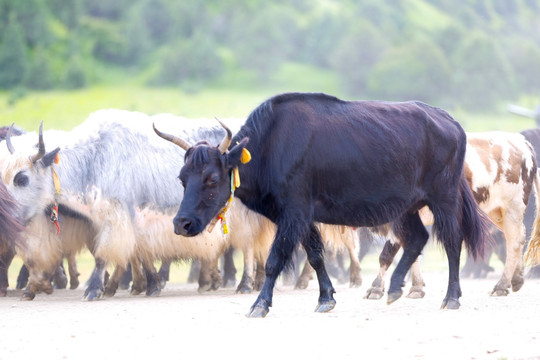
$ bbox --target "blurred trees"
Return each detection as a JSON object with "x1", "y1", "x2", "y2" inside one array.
[{"x1": 0, "y1": 0, "x2": 539, "y2": 110}]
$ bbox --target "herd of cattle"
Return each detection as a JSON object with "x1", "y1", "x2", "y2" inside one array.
[{"x1": 0, "y1": 92, "x2": 539, "y2": 317}]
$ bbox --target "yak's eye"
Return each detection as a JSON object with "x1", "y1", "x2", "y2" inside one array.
[
  {"x1": 13, "y1": 172, "x2": 29, "y2": 187},
  {"x1": 206, "y1": 174, "x2": 219, "y2": 186}
]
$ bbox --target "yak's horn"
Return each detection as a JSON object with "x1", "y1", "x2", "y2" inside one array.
[
  {"x1": 215, "y1": 117, "x2": 232, "y2": 154},
  {"x1": 29, "y1": 121, "x2": 46, "y2": 163},
  {"x1": 153, "y1": 123, "x2": 192, "y2": 151},
  {"x1": 6, "y1": 123, "x2": 16, "y2": 154}
]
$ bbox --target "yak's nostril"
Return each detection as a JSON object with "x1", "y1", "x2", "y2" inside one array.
[{"x1": 182, "y1": 220, "x2": 192, "y2": 232}]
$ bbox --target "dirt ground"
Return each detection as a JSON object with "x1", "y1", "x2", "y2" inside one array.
[{"x1": 1, "y1": 269, "x2": 539, "y2": 360}]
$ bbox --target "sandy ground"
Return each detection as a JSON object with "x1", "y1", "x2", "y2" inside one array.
[{"x1": 1, "y1": 271, "x2": 540, "y2": 360}]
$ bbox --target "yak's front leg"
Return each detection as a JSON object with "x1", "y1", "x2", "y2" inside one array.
[
  {"x1": 83, "y1": 258, "x2": 107, "y2": 301},
  {"x1": 247, "y1": 219, "x2": 306, "y2": 318},
  {"x1": 304, "y1": 224, "x2": 336, "y2": 312}
]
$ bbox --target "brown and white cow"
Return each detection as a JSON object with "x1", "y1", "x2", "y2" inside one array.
[{"x1": 366, "y1": 131, "x2": 540, "y2": 300}]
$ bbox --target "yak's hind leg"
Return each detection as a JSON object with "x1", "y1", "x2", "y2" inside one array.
[
  {"x1": 365, "y1": 239, "x2": 401, "y2": 300},
  {"x1": 387, "y1": 212, "x2": 429, "y2": 304}
]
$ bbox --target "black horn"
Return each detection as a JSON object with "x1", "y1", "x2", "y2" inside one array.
[
  {"x1": 215, "y1": 117, "x2": 232, "y2": 154},
  {"x1": 29, "y1": 121, "x2": 46, "y2": 163},
  {"x1": 153, "y1": 123, "x2": 192, "y2": 151}
]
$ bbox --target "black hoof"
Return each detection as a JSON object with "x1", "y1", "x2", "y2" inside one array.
[
  {"x1": 247, "y1": 305, "x2": 268, "y2": 318},
  {"x1": 365, "y1": 287, "x2": 384, "y2": 300},
  {"x1": 69, "y1": 280, "x2": 80, "y2": 290},
  {"x1": 21, "y1": 292, "x2": 35, "y2": 301},
  {"x1": 387, "y1": 290, "x2": 403, "y2": 304},
  {"x1": 0, "y1": 288, "x2": 6, "y2": 297},
  {"x1": 83, "y1": 289, "x2": 103, "y2": 301},
  {"x1": 247, "y1": 299, "x2": 271, "y2": 318},
  {"x1": 441, "y1": 298, "x2": 460, "y2": 309},
  {"x1": 315, "y1": 299, "x2": 336, "y2": 313}
]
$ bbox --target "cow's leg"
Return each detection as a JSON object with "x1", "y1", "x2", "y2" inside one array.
[
  {"x1": 406, "y1": 256, "x2": 425, "y2": 298},
  {"x1": 52, "y1": 261, "x2": 68, "y2": 289},
  {"x1": 345, "y1": 229, "x2": 362, "y2": 288},
  {"x1": 0, "y1": 248, "x2": 15, "y2": 296},
  {"x1": 66, "y1": 253, "x2": 80, "y2": 289},
  {"x1": 119, "y1": 262, "x2": 132, "y2": 290},
  {"x1": 248, "y1": 218, "x2": 324, "y2": 318},
  {"x1": 295, "y1": 256, "x2": 314, "y2": 289},
  {"x1": 130, "y1": 258, "x2": 146, "y2": 295},
  {"x1": 387, "y1": 213, "x2": 429, "y2": 304},
  {"x1": 83, "y1": 258, "x2": 107, "y2": 301},
  {"x1": 357, "y1": 227, "x2": 373, "y2": 262},
  {"x1": 158, "y1": 261, "x2": 170, "y2": 288},
  {"x1": 254, "y1": 259, "x2": 265, "y2": 291},
  {"x1": 103, "y1": 265, "x2": 126, "y2": 297},
  {"x1": 365, "y1": 240, "x2": 400, "y2": 300},
  {"x1": 222, "y1": 246, "x2": 237, "y2": 288},
  {"x1": 492, "y1": 217, "x2": 526, "y2": 296},
  {"x1": 237, "y1": 245, "x2": 255, "y2": 294},
  {"x1": 23, "y1": 267, "x2": 55, "y2": 300},
  {"x1": 16, "y1": 264, "x2": 29, "y2": 289},
  {"x1": 198, "y1": 258, "x2": 221, "y2": 292},
  {"x1": 187, "y1": 259, "x2": 200, "y2": 283},
  {"x1": 144, "y1": 263, "x2": 161, "y2": 297}
]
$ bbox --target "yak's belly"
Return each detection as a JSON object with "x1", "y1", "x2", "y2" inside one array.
[{"x1": 313, "y1": 196, "x2": 420, "y2": 227}]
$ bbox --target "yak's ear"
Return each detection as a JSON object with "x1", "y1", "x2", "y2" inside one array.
[
  {"x1": 39, "y1": 147, "x2": 61, "y2": 168},
  {"x1": 225, "y1": 137, "x2": 249, "y2": 169}
]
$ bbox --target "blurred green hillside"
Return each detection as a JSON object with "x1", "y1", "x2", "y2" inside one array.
[{"x1": 0, "y1": 0, "x2": 539, "y2": 130}]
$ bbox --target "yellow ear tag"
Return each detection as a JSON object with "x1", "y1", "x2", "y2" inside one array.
[
  {"x1": 52, "y1": 168, "x2": 61, "y2": 195},
  {"x1": 233, "y1": 167, "x2": 241, "y2": 189},
  {"x1": 54, "y1": 153, "x2": 60, "y2": 164},
  {"x1": 240, "y1": 148, "x2": 251, "y2": 164}
]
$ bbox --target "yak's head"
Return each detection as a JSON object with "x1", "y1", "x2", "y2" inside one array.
[
  {"x1": 1, "y1": 122, "x2": 60, "y2": 223},
  {"x1": 153, "y1": 120, "x2": 248, "y2": 237}
]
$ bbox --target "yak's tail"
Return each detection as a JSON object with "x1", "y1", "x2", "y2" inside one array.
[
  {"x1": 431, "y1": 176, "x2": 491, "y2": 260},
  {"x1": 524, "y1": 171, "x2": 540, "y2": 266},
  {"x1": 458, "y1": 176, "x2": 492, "y2": 260}
]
